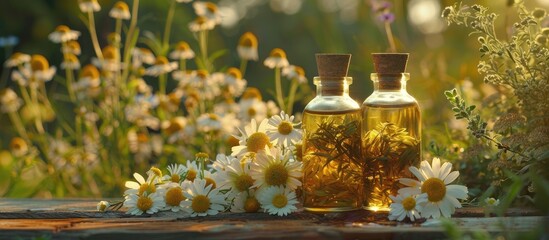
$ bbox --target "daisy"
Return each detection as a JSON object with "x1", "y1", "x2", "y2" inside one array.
[
  {"x1": 132, "y1": 48, "x2": 156, "y2": 67},
  {"x1": 193, "y1": 1, "x2": 222, "y2": 24},
  {"x1": 181, "y1": 178, "x2": 227, "y2": 217},
  {"x1": 109, "y1": 1, "x2": 131, "y2": 20},
  {"x1": 0, "y1": 88, "x2": 23, "y2": 113},
  {"x1": 170, "y1": 41, "x2": 195, "y2": 60},
  {"x1": 265, "y1": 111, "x2": 302, "y2": 147},
  {"x1": 223, "y1": 159, "x2": 254, "y2": 194},
  {"x1": 124, "y1": 192, "x2": 165, "y2": 215},
  {"x1": 282, "y1": 65, "x2": 307, "y2": 84},
  {"x1": 232, "y1": 119, "x2": 273, "y2": 157},
  {"x1": 160, "y1": 181, "x2": 188, "y2": 212},
  {"x1": 218, "y1": 67, "x2": 247, "y2": 97},
  {"x1": 62, "y1": 41, "x2": 81, "y2": 55},
  {"x1": 237, "y1": 32, "x2": 259, "y2": 61},
  {"x1": 196, "y1": 113, "x2": 223, "y2": 133},
  {"x1": 211, "y1": 154, "x2": 236, "y2": 173},
  {"x1": 399, "y1": 158, "x2": 468, "y2": 219},
  {"x1": 61, "y1": 53, "x2": 81, "y2": 70},
  {"x1": 238, "y1": 98, "x2": 268, "y2": 123},
  {"x1": 93, "y1": 45, "x2": 121, "y2": 72},
  {"x1": 176, "y1": 70, "x2": 220, "y2": 100},
  {"x1": 30, "y1": 54, "x2": 57, "y2": 82},
  {"x1": 4, "y1": 52, "x2": 30, "y2": 67},
  {"x1": 484, "y1": 197, "x2": 499, "y2": 207},
  {"x1": 49, "y1": 25, "x2": 80, "y2": 43},
  {"x1": 188, "y1": 16, "x2": 216, "y2": 32},
  {"x1": 257, "y1": 185, "x2": 298, "y2": 216},
  {"x1": 250, "y1": 148, "x2": 302, "y2": 190},
  {"x1": 124, "y1": 172, "x2": 159, "y2": 196},
  {"x1": 164, "y1": 164, "x2": 187, "y2": 183},
  {"x1": 162, "y1": 116, "x2": 188, "y2": 143},
  {"x1": 9, "y1": 137, "x2": 29, "y2": 157},
  {"x1": 145, "y1": 56, "x2": 177, "y2": 76},
  {"x1": 266, "y1": 100, "x2": 280, "y2": 117},
  {"x1": 230, "y1": 189, "x2": 261, "y2": 213},
  {"x1": 388, "y1": 193, "x2": 425, "y2": 221},
  {"x1": 97, "y1": 201, "x2": 110, "y2": 211},
  {"x1": 184, "y1": 160, "x2": 200, "y2": 182},
  {"x1": 203, "y1": 170, "x2": 228, "y2": 191},
  {"x1": 79, "y1": 0, "x2": 101, "y2": 12},
  {"x1": 263, "y1": 48, "x2": 289, "y2": 69}
]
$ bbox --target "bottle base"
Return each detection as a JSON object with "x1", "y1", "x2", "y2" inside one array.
[
  {"x1": 304, "y1": 206, "x2": 361, "y2": 213},
  {"x1": 363, "y1": 206, "x2": 390, "y2": 212}
]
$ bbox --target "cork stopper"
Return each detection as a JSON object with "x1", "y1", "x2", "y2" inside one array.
[
  {"x1": 372, "y1": 53, "x2": 408, "y2": 74},
  {"x1": 316, "y1": 54, "x2": 351, "y2": 78}
]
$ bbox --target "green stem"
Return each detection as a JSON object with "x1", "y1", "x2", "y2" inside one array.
[
  {"x1": 30, "y1": 86, "x2": 45, "y2": 134},
  {"x1": 163, "y1": 0, "x2": 177, "y2": 50},
  {"x1": 384, "y1": 22, "x2": 397, "y2": 53},
  {"x1": 159, "y1": 73, "x2": 167, "y2": 96},
  {"x1": 8, "y1": 111, "x2": 29, "y2": 142},
  {"x1": 199, "y1": 30, "x2": 210, "y2": 71},
  {"x1": 62, "y1": 43, "x2": 76, "y2": 102},
  {"x1": 179, "y1": 58, "x2": 186, "y2": 72},
  {"x1": 286, "y1": 79, "x2": 299, "y2": 115},
  {"x1": 87, "y1": 11, "x2": 104, "y2": 60},
  {"x1": 239, "y1": 59, "x2": 248, "y2": 76},
  {"x1": 274, "y1": 67, "x2": 286, "y2": 111},
  {"x1": 115, "y1": 19, "x2": 122, "y2": 48},
  {"x1": 121, "y1": 0, "x2": 140, "y2": 87}
]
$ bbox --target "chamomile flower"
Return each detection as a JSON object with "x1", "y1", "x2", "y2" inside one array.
[
  {"x1": 9, "y1": 137, "x2": 29, "y2": 157},
  {"x1": 231, "y1": 189, "x2": 261, "y2": 213},
  {"x1": 49, "y1": 25, "x2": 80, "y2": 43},
  {"x1": 97, "y1": 201, "x2": 110, "y2": 211},
  {"x1": 238, "y1": 98, "x2": 268, "y2": 123},
  {"x1": 0, "y1": 88, "x2": 23, "y2": 113},
  {"x1": 211, "y1": 154, "x2": 236, "y2": 173},
  {"x1": 61, "y1": 53, "x2": 81, "y2": 70},
  {"x1": 203, "y1": 170, "x2": 227, "y2": 190},
  {"x1": 169, "y1": 41, "x2": 195, "y2": 60},
  {"x1": 124, "y1": 172, "x2": 159, "y2": 196},
  {"x1": 250, "y1": 149, "x2": 302, "y2": 190},
  {"x1": 181, "y1": 178, "x2": 227, "y2": 217},
  {"x1": 132, "y1": 48, "x2": 156, "y2": 67},
  {"x1": 282, "y1": 65, "x2": 307, "y2": 84},
  {"x1": 162, "y1": 116, "x2": 189, "y2": 143},
  {"x1": 263, "y1": 48, "x2": 289, "y2": 69},
  {"x1": 218, "y1": 67, "x2": 247, "y2": 97},
  {"x1": 62, "y1": 41, "x2": 81, "y2": 55},
  {"x1": 184, "y1": 160, "x2": 200, "y2": 182},
  {"x1": 193, "y1": 1, "x2": 222, "y2": 24},
  {"x1": 388, "y1": 193, "x2": 425, "y2": 221},
  {"x1": 145, "y1": 56, "x2": 177, "y2": 76},
  {"x1": 124, "y1": 192, "x2": 165, "y2": 215},
  {"x1": 232, "y1": 119, "x2": 272, "y2": 157},
  {"x1": 79, "y1": 0, "x2": 101, "y2": 12},
  {"x1": 188, "y1": 16, "x2": 216, "y2": 32},
  {"x1": 4, "y1": 52, "x2": 30, "y2": 67},
  {"x1": 196, "y1": 113, "x2": 223, "y2": 133},
  {"x1": 237, "y1": 32, "x2": 259, "y2": 61},
  {"x1": 109, "y1": 1, "x2": 131, "y2": 20},
  {"x1": 163, "y1": 164, "x2": 187, "y2": 183},
  {"x1": 266, "y1": 111, "x2": 302, "y2": 147},
  {"x1": 484, "y1": 197, "x2": 499, "y2": 207},
  {"x1": 258, "y1": 185, "x2": 298, "y2": 216},
  {"x1": 398, "y1": 158, "x2": 469, "y2": 219},
  {"x1": 160, "y1": 181, "x2": 188, "y2": 212},
  {"x1": 12, "y1": 55, "x2": 56, "y2": 87},
  {"x1": 93, "y1": 45, "x2": 121, "y2": 72},
  {"x1": 223, "y1": 159, "x2": 254, "y2": 194}
]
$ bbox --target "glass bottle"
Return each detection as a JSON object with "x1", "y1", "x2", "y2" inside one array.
[
  {"x1": 361, "y1": 53, "x2": 421, "y2": 211},
  {"x1": 302, "y1": 54, "x2": 363, "y2": 212}
]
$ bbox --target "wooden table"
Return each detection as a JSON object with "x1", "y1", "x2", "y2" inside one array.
[{"x1": 0, "y1": 199, "x2": 546, "y2": 239}]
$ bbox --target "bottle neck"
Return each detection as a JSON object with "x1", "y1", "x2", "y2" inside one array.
[
  {"x1": 371, "y1": 73, "x2": 409, "y2": 92},
  {"x1": 314, "y1": 76, "x2": 352, "y2": 96}
]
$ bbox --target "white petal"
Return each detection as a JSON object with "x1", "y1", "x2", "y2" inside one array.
[
  {"x1": 399, "y1": 178, "x2": 421, "y2": 188},
  {"x1": 444, "y1": 171, "x2": 459, "y2": 184},
  {"x1": 398, "y1": 187, "x2": 421, "y2": 196},
  {"x1": 438, "y1": 162, "x2": 452, "y2": 180},
  {"x1": 409, "y1": 166, "x2": 426, "y2": 182},
  {"x1": 432, "y1": 158, "x2": 441, "y2": 177},
  {"x1": 446, "y1": 185, "x2": 468, "y2": 199},
  {"x1": 446, "y1": 195, "x2": 463, "y2": 208},
  {"x1": 439, "y1": 199, "x2": 453, "y2": 218},
  {"x1": 134, "y1": 173, "x2": 146, "y2": 184},
  {"x1": 125, "y1": 181, "x2": 140, "y2": 189},
  {"x1": 421, "y1": 161, "x2": 435, "y2": 178}
]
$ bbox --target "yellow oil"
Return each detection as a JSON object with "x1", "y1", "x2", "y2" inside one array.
[
  {"x1": 302, "y1": 109, "x2": 363, "y2": 212},
  {"x1": 361, "y1": 103, "x2": 421, "y2": 211}
]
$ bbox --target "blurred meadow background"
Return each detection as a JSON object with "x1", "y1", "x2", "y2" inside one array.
[{"x1": 0, "y1": 0, "x2": 548, "y2": 199}]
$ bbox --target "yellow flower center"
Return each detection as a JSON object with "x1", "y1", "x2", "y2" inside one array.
[
  {"x1": 272, "y1": 194, "x2": 288, "y2": 208},
  {"x1": 264, "y1": 162, "x2": 288, "y2": 186},
  {"x1": 80, "y1": 64, "x2": 100, "y2": 79},
  {"x1": 421, "y1": 178, "x2": 446, "y2": 202},
  {"x1": 138, "y1": 183, "x2": 156, "y2": 195},
  {"x1": 170, "y1": 174, "x2": 180, "y2": 183},
  {"x1": 165, "y1": 187, "x2": 185, "y2": 206},
  {"x1": 239, "y1": 32, "x2": 258, "y2": 48},
  {"x1": 155, "y1": 56, "x2": 169, "y2": 65},
  {"x1": 246, "y1": 132, "x2": 271, "y2": 153},
  {"x1": 196, "y1": 69, "x2": 209, "y2": 79},
  {"x1": 102, "y1": 45, "x2": 118, "y2": 60},
  {"x1": 294, "y1": 66, "x2": 305, "y2": 77},
  {"x1": 31, "y1": 55, "x2": 50, "y2": 71},
  {"x1": 191, "y1": 195, "x2": 210, "y2": 213},
  {"x1": 55, "y1": 25, "x2": 71, "y2": 33},
  {"x1": 150, "y1": 167, "x2": 162, "y2": 178},
  {"x1": 277, "y1": 121, "x2": 293, "y2": 135},
  {"x1": 226, "y1": 67, "x2": 242, "y2": 80},
  {"x1": 165, "y1": 118, "x2": 185, "y2": 135},
  {"x1": 241, "y1": 87, "x2": 263, "y2": 100},
  {"x1": 137, "y1": 133, "x2": 149, "y2": 143},
  {"x1": 247, "y1": 107, "x2": 257, "y2": 117},
  {"x1": 196, "y1": 152, "x2": 209, "y2": 159},
  {"x1": 208, "y1": 113, "x2": 219, "y2": 120},
  {"x1": 205, "y1": 2, "x2": 218, "y2": 13},
  {"x1": 176, "y1": 41, "x2": 191, "y2": 51},
  {"x1": 402, "y1": 196, "x2": 416, "y2": 211},
  {"x1": 65, "y1": 53, "x2": 79, "y2": 63},
  {"x1": 234, "y1": 174, "x2": 254, "y2": 191},
  {"x1": 67, "y1": 41, "x2": 81, "y2": 51},
  {"x1": 186, "y1": 169, "x2": 197, "y2": 181},
  {"x1": 9, "y1": 137, "x2": 27, "y2": 151},
  {"x1": 137, "y1": 196, "x2": 153, "y2": 211},
  {"x1": 269, "y1": 48, "x2": 286, "y2": 59},
  {"x1": 195, "y1": 16, "x2": 207, "y2": 25},
  {"x1": 227, "y1": 135, "x2": 240, "y2": 148},
  {"x1": 205, "y1": 177, "x2": 216, "y2": 189},
  {"x1": 114, "y1": 1, "x2": 129, "y2": 11},
  {"x1": 244, "y1": 197, "x2": 260, "y2": 213}
]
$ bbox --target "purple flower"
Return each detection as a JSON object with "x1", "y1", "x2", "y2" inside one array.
[
  {"x1": 373, "y1": 0, "x2": 392, "y2": 12},
  {"x1": 378, "y1": 12, "x2": 395, "y2": 23}
]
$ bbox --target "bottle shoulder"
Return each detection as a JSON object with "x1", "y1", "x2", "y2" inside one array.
[
  {"x1": 304, "y1": 96, "x2": 360, "y2": 112},
  {"x1": 362, "y1": 91, "x2": 418, "y2": 107}
]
